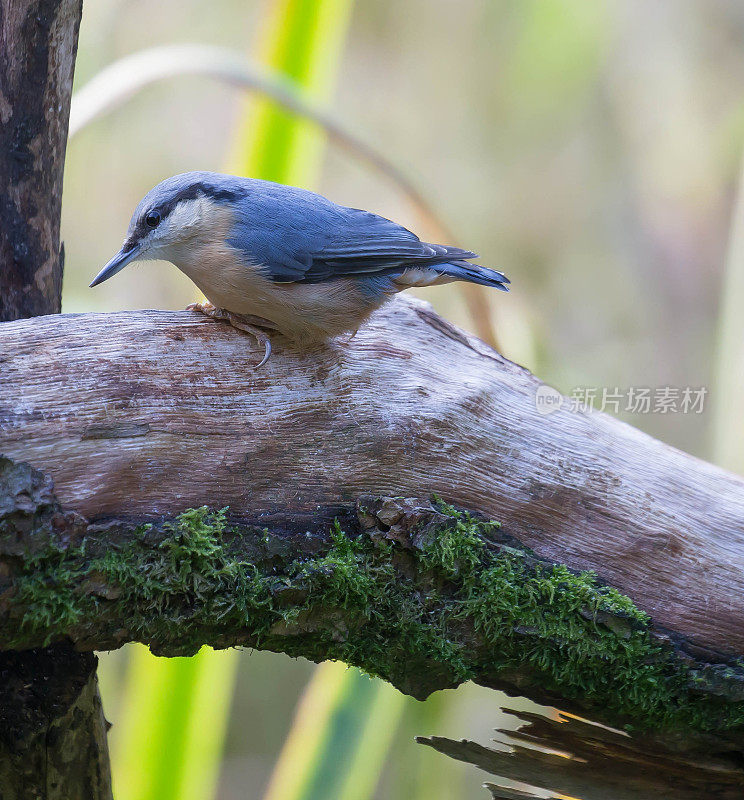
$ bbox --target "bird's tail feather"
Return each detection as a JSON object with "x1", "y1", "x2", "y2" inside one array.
[{"x1": 437, "y1": 260, "x2": 510, "y2": 291}]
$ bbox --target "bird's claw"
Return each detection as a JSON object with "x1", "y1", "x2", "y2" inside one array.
[
  {"x1": 186, "y1": 302, "x2": 273, "y2": 370},
  {"x1": 227, "y1": 314, "x2": 273, "y2": 369}
]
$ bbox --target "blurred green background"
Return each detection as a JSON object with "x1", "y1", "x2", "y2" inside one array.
[{"x1": 62, "y1": 1, "x2": 744, "y2": 797}]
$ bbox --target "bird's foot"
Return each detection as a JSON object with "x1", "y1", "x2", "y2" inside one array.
[
  {"x1": 186, "y1": 302, "x2": 274, "y2": 369},
  {"x1": 226, "y1": 314, "x2": 275, "y2": 369}
]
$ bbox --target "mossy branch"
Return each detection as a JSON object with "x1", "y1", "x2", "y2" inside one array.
[{"x1": 3, "y1": 457, "x2": 744, "y2": 760}]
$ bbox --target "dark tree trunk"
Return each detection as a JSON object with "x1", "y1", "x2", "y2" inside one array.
[
  {"x1": 0, "y1": 0, "x2": 81, "y2": 320},
  {"x1": 0, "y1": 647, "x2": 112, "y2": 800},
  {"x1": 0, "y1": 1, "x2": 113, "y2": 797}
]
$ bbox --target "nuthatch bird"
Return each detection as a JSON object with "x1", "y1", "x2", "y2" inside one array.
[{"x1": 91, "y1": 171, "x2": 509, "y2": 366}]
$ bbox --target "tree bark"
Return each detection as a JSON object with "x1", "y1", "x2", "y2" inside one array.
[
  {"x1": 2, "y1": 453, "x2": 744, "y2": 772},
  {"x1": 0, "y1": 0, "x2": 80, "y2": 320},
  {"x1": 0, "y1": 646, "x2": 111, "y2": 800},
  {"x1": 0, "y1": 2, "x2": 112, "y2": 797},
  {"x1": 2, "y1": 301, "x2": 744, "y2": 785},
  {"x1": 1, "y1": 300, "x2": 743, "y2": 657},
  {"x1": 418, "y1": 709, "x2": 744, "y2": 800}
]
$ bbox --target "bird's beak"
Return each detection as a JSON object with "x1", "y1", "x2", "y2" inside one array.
[{"x1": 89, "y1": 243, "x2": 142, "y2": 287}]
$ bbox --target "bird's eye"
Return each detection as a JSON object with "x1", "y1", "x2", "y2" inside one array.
[{"x1": 145, "y1": 210, "x2": 161, "y2": 228}]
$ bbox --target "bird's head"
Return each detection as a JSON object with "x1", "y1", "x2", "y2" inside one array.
[{"x1": 89, "y1": 171, "x2": 244, "y2": 287}]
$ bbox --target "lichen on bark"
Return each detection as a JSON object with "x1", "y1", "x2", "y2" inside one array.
[{"x1": 2, "y1": 459, "x2": 744, "y2": 738}]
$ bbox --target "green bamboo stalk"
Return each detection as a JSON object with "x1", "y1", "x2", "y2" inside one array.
[
  {"x1": 263, "y1": 662, "x2": 406, "y2": 800},
  {"x1": 108, "y1": 645, "x2": 238, "y2": 800},
  {"x1": 386, "y1": 693, "x2": 460, "y2": 800},
  {"x1": 229, "y1": 0, "x2": 354, "y2": 187}
]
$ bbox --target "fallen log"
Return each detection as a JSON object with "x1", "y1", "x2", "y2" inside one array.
[
  {"x1": 2, "y1": 299, "x2": 744, "y2": 779},
  {"x1": 2, "y1": 298, "x2": 743, "y2": 657}
]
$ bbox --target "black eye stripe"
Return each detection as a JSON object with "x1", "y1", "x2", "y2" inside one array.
[{"x1": 132, "y1": 183, "x2": 244, "y2": 243}]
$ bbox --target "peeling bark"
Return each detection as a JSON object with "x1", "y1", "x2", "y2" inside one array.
[{"x1": 418, "y1": 709, "x2": 744, "y2": 800}]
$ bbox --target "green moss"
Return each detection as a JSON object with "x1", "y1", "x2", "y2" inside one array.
[
  {"x1": 16, "y1": 546, "x2": 85, "y2": 634},
  {"x1": 8, "y1": 502, "x2": 744, "y2": 734}
]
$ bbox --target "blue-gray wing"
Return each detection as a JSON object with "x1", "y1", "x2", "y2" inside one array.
[{"x1": 226, "y1": 187, "x2": 477, "y2": 284}]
